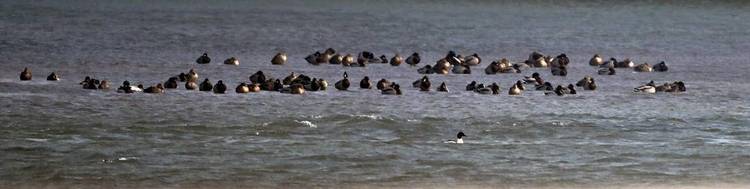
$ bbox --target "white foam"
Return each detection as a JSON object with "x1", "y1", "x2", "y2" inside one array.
[{"x1": 295, "y1": 120, "x2": 317, "y2": 128}]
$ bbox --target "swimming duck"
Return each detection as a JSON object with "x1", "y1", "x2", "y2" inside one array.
[
  {"x1": 536, "y1": 82, "x2": 554, "y2": 91},
  {"x1": 329, "y1": 54, "x2": 343, "y2": 64},
  {"x1": 80, "y1": 76, "x2": 91, "y2": 85},
  {"x1": 185, "y1": 80, "x2": 198, "y2": 90},
  {"x1": 317, "y1": 79, "x2": 328, "y2": 90},
  {"x1": 224, "y1": 57, "x2": 239, "y2": 65},
  {"x1": 381, "y1": 83, "x2": 402, "y2": 95},
  {"x1": 550, "y1": 85, "x2": 570, "y2": 96},
  {"x1": 598, "y1": 67, "x2": 616, "y2": 75},
  {"x1": 437, "y1": 82, "x2": 449, "y2": 92},
  {"x1": 305, "y1": 51, "x2": 321, "y2": 65},
  {"x1": 357, "y1": 51, "x2": 377, "y2": 65},
  {"x1": 236, "y1": 83, "x2": 250, "y2": 93},
  {"x1": 83, "y1": 79, "x2": 98, "y2": 89},
  {"x1": 341, "y1": 54, "x2": 355, "y2": 66},
  {"x1": 334, "y1": 72, "x2": 350, "y2": 91},
  {"x1": 418, "y1": 65, "x2": 435, "y2": 74},
  {"x1": 634, "y1": 85, "x2": 656, "y2": 94},
  {"x1": 316, "y1": 48, "x2": 336, "y2": 64},
  {"x1": 576, "y1": 76, "x2": 597, "y2": 90},
  {"x1": 199, "y1": 79, "x2": 213, "y2": 91},
  {"x1": 445, "y1": 132, "x2": 466, "y2": 144},
  {"x1": 444, "y1": 51, "x2": 463, "y2": 65},
  {"x1": 567, "y1": 84, "x2": 577, "y2": 94},
  {"x1": 186, "y1": 69, "x2": 199, "y2": 82},
  {"x1": 360, "y1": 76, "x2": 372, "y2": 89},
  {"x1": 144, "y1": 83, "x2": 165, "y2": 94},
  {"x1": 376, "y1": 79, "x2": 392, "y2": 90},
  {"x1": 249, "y1": 71, "x2": 266, "y2": 84},
  {"x1": 509, "y1": 83, "x2": 522, "y2": 95},
  {"x1": 98, "y1": 80, "x2": 110, "y2": 89},
  {"x1": 390, "y1": 54, "x2": 403, "y2": 66},
  {"x1": 291, "y1": 84, "x2": 305, "y2": 94},
  {"x1": 466, "y1": 81, "x2": 477, "y2": 91},
  {"x1": 474, "y1": 84, "x2": 492, "y2": 95},
  {"x1": 406, "y1": 52, "x2": 421, "y2": 66},
  {"x1": 196, "y1": 53, "x2": 211, "y2": 64},
  {"x1": 379, "y1": 55, "x2": 388, "y2": 63},
  {"x1": 653, "y1": 61, "x2": 668, "y2": 72},
  {"x1": 117, "y1": 81, "x2": 139, "y2": 93},
  {"x1": 489, "y1": 83, "x2": 500, "y2": 95},
  {"x1": 213, "y1": 80, "x2": 227, "y2": 94},
  {"x1": 589, "y1": 54, "x2": 603, "y2": 66},
  {"x1": 164, "y1": 77, "x2": 178, "y2": 89},
  {"x1": 46, "y1": 72, "x2": 59, "y2": 81},
  {"x1": 452, "y1": 64, "x2": 471, "y2": 74},
  {"x1": 248, "y1": 83, "x2": 261, "y2": 92},
  {"x1": 550, "y1": 54, "x2": 570, "y2": 67},
  {"x1": 19, "y1": 68, "x2": 32, "y2": 80},
  {"x1": 419, "y1": 76, "x2": 431, "y2": 91},
  {"x1": 634, "y1": 63, "x2": 653, "y2": 72},
  {"x1": 600, "y1": 58, "x2": 616, "y2": 68},
  {"x1": 485, "y1": 61, "x2": 500, "y2": 74},
  {"x1": 523, "y1": 72, "x2": 544, "y2": 85},
  {"x1": 515, "y1": 80, "x2": 526, "y2": 91},
  {"x1": 526, "y1": 51, "x2": 548, "y2": 67},
  {"x1": 271, "y1": 52, "x2": 287, "y2": 65},
  {"x1": 304, "y1": 78, "x2": 321, "y2": 91},
  {"x1": 177, "y1": 73, "x2": 187, "y2": 82},
  {"x1": 551, "y1": 64, "x2": 567, "y2": 76},
  {"x1": 463, "y1": 53, "x2": 481, "y2": 66},
  {"x1": 283, "y1": 72, "x2": 297, "y2": 85},
  {"x1": 615, "y1": 58, "x2": 635, "y2": 68}
]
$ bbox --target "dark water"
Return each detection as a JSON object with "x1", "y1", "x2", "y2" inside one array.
[{"x1": 1, "y1": 0, "x2": 750, "y2": 188}]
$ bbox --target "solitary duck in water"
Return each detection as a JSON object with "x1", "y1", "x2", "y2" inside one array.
[
  {"x1": 509, "y1": 83, "x2": 522, "y2": 95},
  {"x1": 199, "y1": 79, "x2": 213, "y2": 91},
  {"x1": 381, "y1": 83, "x2": 402, "y2": 95},
  {"x1": 589, "y1": 54, "x2": 603, "y2": 66},
  {"x1": 445, "y1": 132, "x2": 466, "y2": 144},
  {"x1": 360, "y1": 76, "x2": 372, "y2": 89},
  {"x1": 236, "y1": 83, "x2": 250, "y2": 93},
  {"x1": 271, "y1": 52, "x2": 287, "y2": 65},
  {"x1": 437, "y1": 82, "x2": 449, "y2": 92},
  {"x1": 186, "y1": 69, "x2": 199, "y2": 82},
  {"x1": 598, "y1": 67, "x2": 616, "y2": 75},
  {"x1": 213, "y1": 80, "x2": 227, "y2": 94},
  {"x1": 144, "y1": 83, "x2": 165, "y2": 94},
  {"x1": 196, "y1": 53, "x2": 211, "y2": 64},
  {"x1": 185, "y1": 80, "x2": 198, "y2": 90},
  {"x1": 20, "y1": 68, "x2": 32, "y2": 80},
  {"x1": 224, "y1": 57, "x2": 239, "y2": 65},
  {"x1": 634, "y1": 63, "x2": 653, "y2": 72},
  {"x1": 46, "y1": 72, "x2": 59, "y2": 81},
  {"x1": 653, "y1": 61, "x2": 668, "y2": 72},
  {"x1": 164, "y1": 77, "x2": 178, "y2": 89},
  {"x1": 390, "y1": 54, "x2": 403, "y2": 66},
  {"x1": 334, "y1": 72, "x2": 350, "y2": 91},
  {"x1": 406, "y1": 52, "x2": 421, "y2": 66}
]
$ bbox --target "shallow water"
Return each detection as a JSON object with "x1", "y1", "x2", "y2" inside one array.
[{"x1": 1, "y1": 0, "x2": 750, "y2": 188}]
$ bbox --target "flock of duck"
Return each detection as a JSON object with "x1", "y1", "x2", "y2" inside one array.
[{"x1": 16, "y1": 49, "x2": 685, "y2": 96}]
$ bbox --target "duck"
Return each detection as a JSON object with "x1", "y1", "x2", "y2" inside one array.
[
  {"x1": 316, "y1": 48, "x2": 336, "y2": 64},
  {"x1": 466, "y1": 81, "x2": 477, "y2": 91},
  {"x1": 329, "y1": 54, "x2": 343, "y2": 64},
  {"x1": 282, "y1": 72, "x2": 298, "y2": 85},
  {"x1": 463, "y1": 53, "x2": 481, "y2": 66},
  {"x1": 271, "y1": 52, "x2": 287, "y2": 65},
  {"x1": 281, "y1": 84, "x2": 305, "y2": 94},
  {"x1": 304, "y1": 78, "x2": 321, "y2": 91},
  {"x1": 390, "y1": 54, "x2": 403, "y2": 66},
  {"x1": 489, "y1": 83, "x2": 500, "y2": 95},
  {"x1": 406, "y1": 52, "x2": 421, "y2": 66},
  {"x1": 526, "y1": 51, "x2": 548, "y2": 67},
  {"x1": 497, "y1": 58, "x2": 518, "y2": 73},
  {"x1": 567, "y1": 84, "x2": 577, "y2": 94},
  {"x1": 19, "y1": 67, "x2": 32, "y2": 80},
  {"x1": 550, "y1": 53, "x2": 570, "y2": 67},
  {"x1": 376, "y1": 79, "x2": 392, "y2": 90},
  {"x1": 186, "y1": 69, "x2": 199, "y2": 82},
  {"x1": 248, "y1": 83, "x2": 261, "y2": 92},
  {"x1": 46, "y1": 72, "x2": 59, "y2": 81},
  {"x1": 508, "y1": 83, "x2": 522, "y2": 95},
  {"x1": 417, "y1": 65, "x2": 435, "y2": 74},
  {"x1": 634, "y1": 63, "x2": 653, "y2": 72},
  {"x1": 484, "y1": 61, "x2": 500, "y2": 74},
  {"x1": 224, "y1": 57, "x2": 239, "y2": 65},
  {"x1": 213, "y1": 80, "x2": 227, "y2": 94},
  {"x1": 444, "y1": 51, "x2": 463, "y2": 65},
  {"x1": 164, "y1": 77, "x2": 178, "y2": 89},
  {"x1": 474, "y1": 84, "x2": 492, "y2": 95},
  {"x1": 144, "y1": 83, "x2": 165, "y2": 94},
  {"x1": 360, "y1": 76, "x2": 372, "y2": 89},
  {"x1": 551, "y1": 85, "x2": 570, "y2": 96},
  {"x1": 249, "y1": 71, "x2": 266, "y2": 84},
  {"x1": 451, "y1": 64, "x2": 471, "y2": 74},
  {"x1": 98, "y1": 80, "x2": 110, "y2": 89},
  {"x1": 615, "y1": 58, "x2": 635, "y2": 68},
  {"x1": 317, "y1": 79, "x2": 328, "y2": 90},
  {"x1": 199, "y1": 79, "x2": 213, "y2": 91},
  {"x1": 177, "y1": 73, "x2": 188, "y2": 82},
  {"x1": 598, "y1": 67, "x2": 616, "y2": 75},
  {"x1": 185, "y1": 80, "x2": 198, "y2": 90},
  {"x1": 524, "y1": 72, "x2": 544, "y2": 85},
  {"x1": 653, "y1": 61, "x2": 668, "y2": 72},
  {"x1": 357, "y1": 51, "x2": 377, "y2": 65},
  {"x1": 379, "y1": 55, "x2": 388, "y2": 63},
  {"x1": 196, "y1": 53, "x2": 211, "y2": 64},
  {"x1": 418, "y1": 76, "x2": 431, "y2": 91},
  {"x1": 117, "y1": 81, "x2": 139, "y2": 93},
  {"x1": 80, "y1": 76, "x2": 91, "y2": 85},
  {"x1": 437, "y1": 82, "x2": 449, "y2": 92},
  {"x1": 236, "y1": 83, "x2": 250, "y2": 93},
  {"x1": 551, "y1": 64, "x2": 567, "y2": 76},
  {"x1": 334, "y1": 72, "x2": 350, "y2": 91},
  {"x1": 305, "y1": 51, "x2": 321, "y2": 65},
  {"x1": 576, "y1": 76, "x2": 597, "y2": 90},
  {"x1": 82, "y1": 79, "x2": 98, "y2": 89},
  {"x1": 515, "y1": 80, "x2": 526, "y2": 91},
  {"x1": 600, "y1": 58, "x2": 616, "y2": 68},
  {"x1": 634, "y1": 84, "x2": 656, "y2": 94},
  {"x1": 589, "y1": 54, "x2": 603, "y2": 66},
  {"x1": 536, "y1": 82, "x2": 554, "y2": 91},
  {"x1": 445, "y1": 132, "x2": 466, "y2": 144},
  {"x1": 341, "y1": 54, "x2": 355, "y2": 66},
  {"x1": 381, "y1": 83, "x2": 402, "y2": 95}
]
